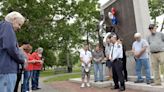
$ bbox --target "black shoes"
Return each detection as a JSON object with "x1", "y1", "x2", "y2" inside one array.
[
  {"x1": 111, "y1": 86, "x2": 119, "y2": 90},
  {"x1": 94, "y1": 80, "x2": 103, "y2": 82},
  {"x1": 146, "y1": 80, "x2": 153, "y2": 84},
  {"x1": 134, "y1": 79, "x2": 153, "y2": 84},
  {"x1": 32, "y1": 88, "x2": 37, "y2": 90},
  {"x1": 125, "y1": 79, "x2": 128, "y2": 82},
  {"x1": 32, "y1": 87, "x2": 41, "y2": 90},
  {"x1": 100, "y1": 80, "x2": 104, "y2": 82},
  {"x1": 37, "y1": 87, "x2": 41, "y2": 89},
  {"x1": 111, "y1": 86, "x2": 125, "y2": 91},
  {"x1": 134, "y1": 80, "x2": 144, "y2": 83}
]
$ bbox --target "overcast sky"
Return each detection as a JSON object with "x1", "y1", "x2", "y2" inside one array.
[{"x1": 99, "y1": 0, "x2": 108, "y2": 6}]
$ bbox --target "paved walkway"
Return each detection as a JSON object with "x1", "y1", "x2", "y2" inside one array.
[
  {"x1": 50, "y1": 81, "x2": 141, "y2": 92},
  {"x1": 32, "y1": 73, "x2": 143, "y2": 92},
  {"x1": 33, "y1": 73, "x2": 80, "y2": 92}
]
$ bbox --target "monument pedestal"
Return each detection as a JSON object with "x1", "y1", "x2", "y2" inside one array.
[{"x1": 101, "y1": 0, "x2": 151, "y2": 77}]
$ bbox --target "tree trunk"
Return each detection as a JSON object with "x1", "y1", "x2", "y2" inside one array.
[
  {"x1": 154, "y1": 17, "x2": 157, "y2": 24},
  {"x1": 97, "y1": 27, "x2": 103, "y2": 48},
  {"x1": 87, "y1": 30, "x2": 89, "y2": 45},
  {"x1": 160, "y1": 18, "x2": 164, "y2": 32},
  {"x1": 66, "y1": 51, "x2": 72, "y2": 73}
]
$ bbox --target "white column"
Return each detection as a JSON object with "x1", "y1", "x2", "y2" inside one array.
[{"x1": 133, "y1": 0, "x2": 151, "y2": 38}]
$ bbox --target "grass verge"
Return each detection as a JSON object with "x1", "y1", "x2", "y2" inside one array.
[
  {"x1": 40, "y1": 69, "x2": 54, "y2": 77},
  {"x1": 44, "y1": 73, "x2": 81, "y2": 83},
  {"x1": 40, "y1": 67, "x2": 81, "y2": 77}
]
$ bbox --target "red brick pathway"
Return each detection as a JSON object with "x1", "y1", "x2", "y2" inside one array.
[{"x1": 50, "y1": 81, "x2": 143, "y2": 92}]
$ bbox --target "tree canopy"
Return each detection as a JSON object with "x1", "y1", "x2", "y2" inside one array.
[
  {"x1": 0, "y1": 0, "x2": 100, "y2": 67},
  {"x1": 148, "y1": 0, "x2": 164, "y2": 23}
]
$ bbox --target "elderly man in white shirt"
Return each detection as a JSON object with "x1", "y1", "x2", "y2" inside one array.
[{"x1": 80, "y1": 44, "x2": 92, "y2": 88}]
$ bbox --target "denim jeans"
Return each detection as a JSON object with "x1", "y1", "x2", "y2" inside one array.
[
  {"x1": 135, "y1": 58, "x2": 151, "y2": 81},
  {"x1": 32, "y1": 70, "x2": 40, "y2": 89},
  {"x1": 22, "y1": 71, "x2": 32, "y2": 92},
  {"x1": 94, "y1": 62, "x2": 103, "y2": 81},
  {"x1": 0, "y1": 74, "x2": 17, "y2": 92}
]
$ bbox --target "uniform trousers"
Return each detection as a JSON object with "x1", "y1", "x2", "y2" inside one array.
[{"x1": 112, "y1": 59, "x2": 125, "y2": 89}]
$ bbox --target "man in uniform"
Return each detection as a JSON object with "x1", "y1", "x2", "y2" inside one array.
[{"x1": 109, "y1": 34, "x2": 125, "y2": 91}]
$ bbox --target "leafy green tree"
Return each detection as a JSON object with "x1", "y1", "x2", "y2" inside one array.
[
  {"x1": 148, "y1": 0, "x2": 164, "y2": 23},
  {"x1": 0, "y1": 0, "x2": 99, "y2": 67},
  {"x1": 43, "y1": 50, "x2": 57, "y2": 67}
]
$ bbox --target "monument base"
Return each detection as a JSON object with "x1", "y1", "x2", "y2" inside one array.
[{"x1": 69, "y1": 76, "x2": 164, "y2": 92}]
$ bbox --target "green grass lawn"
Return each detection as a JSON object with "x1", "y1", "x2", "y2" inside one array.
[
  {"x1": 43, "y1": 73, "x2": 81, "y2": 83},
  {"x1": 40, "y1": 67, "x2": 81, "y2": 77},
  {"x1": 41, "y1": 67, "x2": 94, "y2": 83},
  {"x1": 40, "y1": 69, "x2": 55, "y2": 77}
]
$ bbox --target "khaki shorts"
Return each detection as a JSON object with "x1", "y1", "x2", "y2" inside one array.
[{"x1": 81, "y1": 66, "x2": 91, "y2": 79}]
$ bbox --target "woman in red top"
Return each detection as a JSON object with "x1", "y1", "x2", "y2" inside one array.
[
  {"x1": 31, "y1": 47, "x2": 44, "y2": 90},
  {"x1": 22, "y1": 45, "x2": 41, "y2": 92}
]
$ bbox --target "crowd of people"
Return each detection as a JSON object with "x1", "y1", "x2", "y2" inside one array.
[
  {"x1": 0, "y1": 11, "x2": 44, "y2": 92},
  {"x1": 0, "y1": 11, "x2": 164, "y2": 92},
  {"x1": 79, "y1": 24, "x2": 164, "y2": 91},
  {"x1": 80, "y1": 34, "x2": 126, "y2": 91}
]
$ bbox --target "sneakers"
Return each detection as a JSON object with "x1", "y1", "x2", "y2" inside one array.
[
  {"x1": 86, "y1": 83, "x2": 91, "y2": 87},
  {"x1": 80, "y1": 83, "x2": 85, "y2": 88},
  {"x1": 80, "y1": 83, "x2": 91, "y2": 88}
]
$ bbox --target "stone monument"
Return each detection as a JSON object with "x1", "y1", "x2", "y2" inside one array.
[{"x1": 100, "y1": 0, "x2": 151, "y2": 76}]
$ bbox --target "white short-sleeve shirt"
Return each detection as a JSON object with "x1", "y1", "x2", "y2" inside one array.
[
  {"x1": 80, "y1": 49, "x2": 92, "y2": 66},
  {"x1": 109, "y1": 42, "x2": 123, "y2": 61},
  {"x1": 132, "y1": 39, "x2": 149, "y2": 59}
]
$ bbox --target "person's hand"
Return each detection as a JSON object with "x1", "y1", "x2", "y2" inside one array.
[
  {"x1": 39, "y1": 60, "x2": 44, "y2": 64},
  {"x1": 87, "y1": 62, "x2": 90, "y2": 65},
  {"x1": 19, "y1": 46, "x2": 24, "y2": 50},
  {"x1": 134, "y1": 52, "x2": 140, "y2": 58},
  {"x1": 104, "y1": 57, "x2": 106, "y2": 61},
  {"x1": 36, "y1": 60, "x2": 43, "y2": 64},
  {"x1": 84, "y1": 62, "x2": 87, "y2": 66},
  {"x1": 31, "y1": 60, "x2": 36, "y2": 63},
  {"x1": 93, "y1": 58, "x2": 98, "y2": 62},
  {"x1": 85, "y1": 61, "x2": 90, "y2": 66},
  {"x1": 108, "y1": 56, "x2": 112, "y2": 60},
  {"x1": 98, "y1": 58, "x2": 102, "y2": 61}
]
